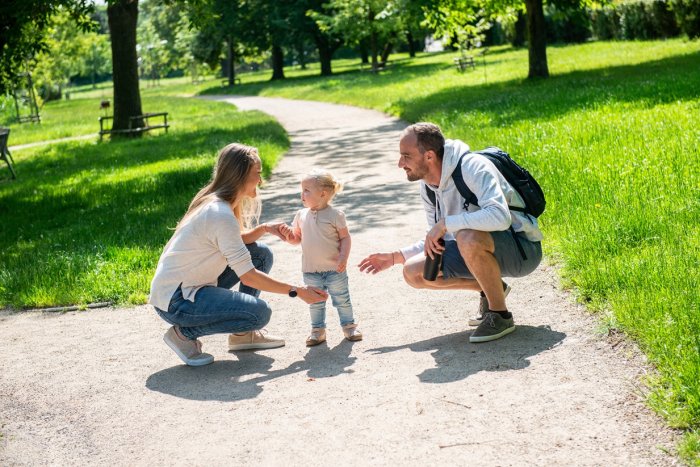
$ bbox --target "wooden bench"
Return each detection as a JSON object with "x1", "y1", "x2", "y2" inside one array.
[
  {"x1": 221, "y1": 77, "x2": 242, "y2": 86},
  {"x1": 18, "y1": 114, "x2": 41, "y2": 124},
  {"x1": 454, "y1": 56, "x2": 475, "y2": 72},
  {"x1": 0, "y1": 127, "x2": 17, "y2": 179},
  {"x1": 99, "y1": 112, "x2": 169, "y2": 141}
]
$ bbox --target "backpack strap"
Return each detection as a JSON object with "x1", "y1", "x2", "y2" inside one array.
[
  {"x1": 451, "y1": 153, "x2": 478, "y2": 210},
  {"x1": 424, "y1": 184, "x2": 436, "y2": 206}
]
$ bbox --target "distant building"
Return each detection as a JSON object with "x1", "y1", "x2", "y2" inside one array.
[{"x1": 424, "y1": 36, "x2": 445, "y2": 52}]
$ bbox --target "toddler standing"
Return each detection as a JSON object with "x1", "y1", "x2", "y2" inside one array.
[{"x1": 285, "y1": 169, "x2": 362, "y2": 346}]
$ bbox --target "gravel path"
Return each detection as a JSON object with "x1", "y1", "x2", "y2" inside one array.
[{"x1": 0, "y1": 96, "x2": 678, "y2": 466}]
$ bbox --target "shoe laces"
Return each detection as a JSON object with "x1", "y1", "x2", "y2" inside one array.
[{"x1": 482, "y1": 312, "x2": 498, "y2": 328}]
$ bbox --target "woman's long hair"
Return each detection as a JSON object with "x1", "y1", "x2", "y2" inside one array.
[{"x1": 176, "y1": 143, "x2": 261, "y2": 232}]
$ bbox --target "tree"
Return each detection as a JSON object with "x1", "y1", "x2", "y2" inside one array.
[
  {"x1": 33, "y1": 9, "x2": 86, "y2": 100},
  {"x1": 0, "y1": 0, "x2": 94, "y2": 94},
  {"x1": 81, "y1": 33, "x2": 112, "y2": 88},
  {"x1": 107, "y1": 0, "x2": 144, "y2": 133},
  {"x1": 31, "y1": 10, "x2": 111, "y2": 96},
  {"x1": 300, "y1": 0, "x2": 344, "y2": 76},
  {"x1": 311, "y1": 0, "x2": 403, "y2": 73},
  {"x1": 186, "y1": 0, "x2": 255, "y2": 86},
  {"x1": 423, "y1": 0, "x2": 551, "y2": 78}
]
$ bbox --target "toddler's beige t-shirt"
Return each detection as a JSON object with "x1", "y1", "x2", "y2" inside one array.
[{"x1": 292, "y1": 206, "x2": 347, "y2": 273}]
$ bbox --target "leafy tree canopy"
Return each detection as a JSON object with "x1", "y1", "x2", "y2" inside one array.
[{"x1": 0, "y1": 0, "x2": 95, "y2": 93}]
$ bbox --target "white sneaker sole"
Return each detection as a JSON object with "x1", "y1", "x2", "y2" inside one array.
[
  {"x1": 163, "y1": 336, "x2": 214, "y2": 366},
  {"x1": 228, "y1": 341, "x2": 285, "y2": 351},
  {"x1": 468, "y1": 284, "x2": 512, "y2": 326},
  {"x1": 469, "y1": 324, "x2": 516, "y2": 343}
]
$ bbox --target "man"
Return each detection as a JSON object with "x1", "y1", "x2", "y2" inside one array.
[{"x1": 358, "y1": 122, "x2": 543, "y2": 342}]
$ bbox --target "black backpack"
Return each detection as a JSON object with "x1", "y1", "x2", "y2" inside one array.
[
  {"x1": 424, "y1": 147, "x2": 545, "y2": 260},
  {"x1": 424, "y1": 147, "x2": 546, "y2": 218}
]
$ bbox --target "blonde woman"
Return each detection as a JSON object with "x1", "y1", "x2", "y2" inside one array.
[
  {"x1": 284, "y1": 168, "x2": 362, "y2": 346},
  {"x1": 149, "y1": 143, "x2": 327, "y2": 366}
]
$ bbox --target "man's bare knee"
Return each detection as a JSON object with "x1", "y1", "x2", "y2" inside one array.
[
  {"x1": 403, "y1": 264, "x2": 425, "y2": 289},
  {"x1": 456, "y1": 229, "x2": 493, "y2": 257}
]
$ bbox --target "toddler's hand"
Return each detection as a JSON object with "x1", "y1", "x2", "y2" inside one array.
[
  {"x1": 336, "y1": 258, "x2": 347, "y2": 273},
  {"x1": 278, "y1": 223, "x2": 294, "y2": 241}
]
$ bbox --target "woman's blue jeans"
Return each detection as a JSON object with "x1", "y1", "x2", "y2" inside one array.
[
  {"x1": 303, "y1": 270, "x2": 355, "y2": 328},
  {"x1": 155, "y1": 242, "x2": 273, "y2": 340}
]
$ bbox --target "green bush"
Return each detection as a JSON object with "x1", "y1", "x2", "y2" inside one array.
[
  {"x1": 546, "y1": 5, "x2": 593, "y2": 43},
  {"x1": 649, "y1": 0, "x2": 681, "y2": 36},
  {"x1": 591, "y1": 6, "x2": 622, "y2": 39},
  {"x1": 0, "y1": 94, "x2": 16, "y2": 123},
  {"x1": 670, "y1": 0, "x2": 700, "y2": 37},
  {"x1": 620, "y1": 2, "x2": 652, "y2": 38},
  {"x1": 591, "y1": 0, "x2": 679, "y2": 40}
]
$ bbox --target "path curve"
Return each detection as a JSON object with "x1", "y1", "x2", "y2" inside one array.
[{"x1": 0, "y1": 96, "x2": 678, "y2": 466}]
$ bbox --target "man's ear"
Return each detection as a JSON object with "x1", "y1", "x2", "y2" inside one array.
[{"x1": 425, "y1": 149, "x2": 437, "y2": 161}]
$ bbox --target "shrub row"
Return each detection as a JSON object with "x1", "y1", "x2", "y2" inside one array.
[
  {"x1": 589, "y1": 0, "x2": 680, "y2": 41},
  {"x1": 490, "y1": 0, "x2": 699, "y2": 46}
]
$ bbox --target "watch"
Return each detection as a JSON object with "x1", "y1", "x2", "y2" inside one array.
[{"x1": 288, "y1": 287, "x2": 298, "y2": 298}]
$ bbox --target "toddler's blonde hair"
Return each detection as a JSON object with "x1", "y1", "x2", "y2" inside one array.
[{"x1": 304, "y1": 168, "x2": 344, "y2": 201}]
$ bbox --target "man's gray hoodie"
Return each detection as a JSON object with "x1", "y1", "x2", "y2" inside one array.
[{"x1": 400, "y1": 139, "x2": 543, "y2": 261}]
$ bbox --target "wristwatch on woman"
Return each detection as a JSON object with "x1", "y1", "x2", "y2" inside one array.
[{"x1": 288, "y1": 287, "x2": 298, "y2": 298}]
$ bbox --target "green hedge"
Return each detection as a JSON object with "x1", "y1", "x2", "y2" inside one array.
[{"x1": 591, "y1": 0, "x2": 680, "y2": 40}]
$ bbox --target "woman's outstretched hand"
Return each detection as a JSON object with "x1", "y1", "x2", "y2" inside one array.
[
  {"x1": 265, "y1": 222, "x2": 292, "y2": 241},
  {"x1": 358, "y1": 253, "x2": 393, "y2": 275},
  {"x1": 298, "y1": 286, "x2": 328, "y2": 304}
]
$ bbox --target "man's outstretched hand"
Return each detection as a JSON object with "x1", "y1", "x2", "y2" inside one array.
[{"x1": 358, "y1": 253, "x2": 393, "y2": 275}]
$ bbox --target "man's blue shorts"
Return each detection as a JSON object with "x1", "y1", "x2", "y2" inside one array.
[{"x1": 441, "y1": 230, "x2": 542, "y2": 279}]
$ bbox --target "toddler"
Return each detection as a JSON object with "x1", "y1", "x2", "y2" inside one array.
[{"x1": 285, "y1": 168, "x2": 361, "y2": 346}]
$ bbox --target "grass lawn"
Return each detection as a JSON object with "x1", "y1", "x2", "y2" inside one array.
[
  {"x1": 0, "y1": 95, "x2": 288, "y2": 307},
  {"x1": 202, "y1": 39, "x2": 700, "y2": 461}
]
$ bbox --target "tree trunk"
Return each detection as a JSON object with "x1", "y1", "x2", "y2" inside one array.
[
  {"x1": 525, "y1": 0, "x2": 549, "y2": 78},
  {"x1": 270, "y1": 44, "x2": 285, "y2": 80},
  {"x1": 107, "y1": 0, "x2": 143, "y2": 135},
  {"x1": 297, "y1": 42, "x2": 306, "y2": 69},
  {"x1": 380, "y1": 41, "x2": 393, "y2": 65},
  {"x1": 359, "y1": 40, "x2": 369, "y2": 64},
  {"x1": 513, "y1": 11, "x2": 526, "y2": 47},
  {"x1": 369, "y1": 10, "x2": 378, "y2": 73},
  {"x1": 314, "y1": 33, "x2": 336, "y2": 76},
  {"x1": 226, "y1": 36, "x2": 237, "y2": 86},
  {"x1": 406, "y1": 31, "x2": 416, "y2": 58}
]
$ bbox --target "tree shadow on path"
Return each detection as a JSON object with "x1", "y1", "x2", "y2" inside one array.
[
  {"x1": 367, "y1": 325, "x2": 565, "y2": 383},
  {"x1": 145, "y1": 340, "x2": 357, "y2": 402}
]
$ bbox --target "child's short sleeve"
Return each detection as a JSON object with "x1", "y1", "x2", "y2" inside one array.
[
  {"x1": 292, "y1": 210, "x2": 302, "y2": 230},
  {"x1": 334, "y1": 209, "x2": 347, "y2": 230}
]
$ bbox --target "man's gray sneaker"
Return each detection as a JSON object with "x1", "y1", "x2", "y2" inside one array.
[
  {"x1": 469, "y1": 282, "x2": 511, "y2": 326},
  {"x1": 469, "y1": 311, "x2": 516, "y2": 343}
]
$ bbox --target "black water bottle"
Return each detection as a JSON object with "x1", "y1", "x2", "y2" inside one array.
[{"x1": 423, "y1": 238, "x2": 445, "y2": 281}]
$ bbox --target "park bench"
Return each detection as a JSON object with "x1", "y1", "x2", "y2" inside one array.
[
  {"x1": 454, "y1": 56, "x2": 476, "y2": 72},
  {"x1": 99, "y1": 112, "x2": 169, "y2": 141},
  {"x1": 18, "y1": 114, "x2": 41, "y2": 124},
  {"x1": 0, "y1": 127, "x2": 17, "y2": 179},
  {"x1": 221, "y1": 77, "x2": 242, "y2": 86}
]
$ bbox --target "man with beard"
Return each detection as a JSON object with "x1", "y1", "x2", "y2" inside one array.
[{"x1": 358, "y1": 122, "x2": 543, "y2": 342}]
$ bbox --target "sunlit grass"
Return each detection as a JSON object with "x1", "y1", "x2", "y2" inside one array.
[{"x1": 0, "y1": 96, "x2": 288, "y2": 308}]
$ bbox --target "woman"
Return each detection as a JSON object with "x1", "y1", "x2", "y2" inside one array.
[{"x1": 149, "y1": 143, "x2": 327, "y2": 366}]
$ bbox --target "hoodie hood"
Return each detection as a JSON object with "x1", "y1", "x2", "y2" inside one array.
[{"x1": 439, "y1": 139, "x2": 471, "y2": 189}]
